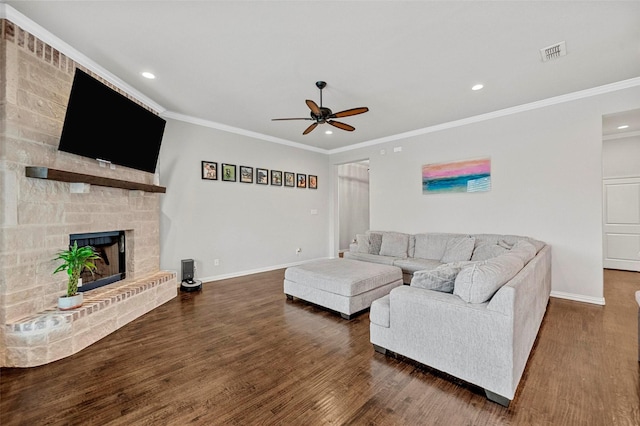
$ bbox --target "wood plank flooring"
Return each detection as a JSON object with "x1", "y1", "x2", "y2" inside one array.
[{"x1": 1, "y1": 268, "x2": 639, "y2": 425}]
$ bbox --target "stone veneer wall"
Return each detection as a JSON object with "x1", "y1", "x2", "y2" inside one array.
[{"x1": 0, "y1": 19, "x2": 175, "y2": 367}]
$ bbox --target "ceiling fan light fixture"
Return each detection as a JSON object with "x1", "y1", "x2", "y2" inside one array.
[{"x1": 272, "y1": 81, "x2": 369, "y2": 135}]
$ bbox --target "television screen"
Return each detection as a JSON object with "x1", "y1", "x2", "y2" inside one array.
[{"x1": 58, "y1": 69, "x2": 166, "y2": 174}]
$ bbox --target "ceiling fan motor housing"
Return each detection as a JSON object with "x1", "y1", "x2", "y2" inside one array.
[{"x1": 311, "y1": 107, "x2": 333, "y2": 122}]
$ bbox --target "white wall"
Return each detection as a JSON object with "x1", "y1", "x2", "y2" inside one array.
[
  {"x1": 603, "y1": 135, "x2": 640, "y2": 178},
  {"x1": 330, "y1": 85, "x2": 640, "y2": 304},
  {"x1": 158, "y1": 119, "x2": 330, "y2": 282},
  {"x1": 338, "y1": 162, "x2": 370, "y2": 250}
]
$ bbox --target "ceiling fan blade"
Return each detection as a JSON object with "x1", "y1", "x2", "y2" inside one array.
[
  {"x1": 328, "y1": 120, "x2": 355, "y2": 132},
  {"x1": 303, "y1": 122, "x2": 318, "y2": 135},
  {"x1": 330, "y1": 107, "x2": 369, "y2": 118},
  {"x1": 272, "y1": 117, "x2": 313, "y2": 121},
  {"x1": 306, "y1": 99, "x2": 321, "y2": 115}
]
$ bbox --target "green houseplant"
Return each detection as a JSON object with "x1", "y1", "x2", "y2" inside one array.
[{"x1": 53, "y1": 241, "x2": 101, "y2": 310}]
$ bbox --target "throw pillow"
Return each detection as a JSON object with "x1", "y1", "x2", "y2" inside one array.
[
  {"x1": 471, "y1": 243, "x2": 509, "y2": 261},
  {"x1": 411, "y1": 264, "x2": 464, "y2": 293},
  {"x1": 368, "y1": 232, "x2": 383, "y2": 255},
  {"x1": 379, "y1": 232, "x2": 409, "y2": 258},
  {"x1": 441, "y1": 236, "x2": 476, "y2": 263},
  {"x1": 453, "y1": 253, "x2": 525, "y2": 303},
  {"x1": 356, "y1": 234, "x2": 370, "y2": 254}
]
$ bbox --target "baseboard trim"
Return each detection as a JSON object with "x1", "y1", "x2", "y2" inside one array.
[
  {"x1": 550, "y1": 291, "x2": 605, "y2": 306},
  {"x1": 198, "y1": 257, "x2": 333, "y2": 284}
]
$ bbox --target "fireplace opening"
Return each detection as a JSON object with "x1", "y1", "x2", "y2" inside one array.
[{"x1": 70, "y1": 231, "x2": 126, "y2": 292}]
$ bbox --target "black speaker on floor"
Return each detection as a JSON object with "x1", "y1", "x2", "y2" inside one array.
[{"x1": 180, "y1": 258, "x2": 202, "y2": 292}]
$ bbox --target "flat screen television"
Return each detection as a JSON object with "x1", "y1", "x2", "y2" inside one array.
[{"x1": 58, "y1": 69, "x2": 166, "y2": 174}]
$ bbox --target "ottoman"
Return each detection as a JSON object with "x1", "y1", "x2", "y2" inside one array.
[{"x1": 284, "y1": 258, "x2": 403, "y2": 319}]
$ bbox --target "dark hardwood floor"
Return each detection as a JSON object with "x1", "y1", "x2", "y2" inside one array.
[{"x1": 1, "y1": 268, "x2": 639, "y2": 425}]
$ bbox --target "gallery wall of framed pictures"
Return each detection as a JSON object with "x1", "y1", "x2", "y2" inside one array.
[{"x1": 201, "y1": 160, "x2": 317, "y2": 189}]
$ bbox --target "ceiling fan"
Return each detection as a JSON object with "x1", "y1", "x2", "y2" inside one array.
[{"x1": 272, "y1": 81, "x2": 369, "y2": 135}]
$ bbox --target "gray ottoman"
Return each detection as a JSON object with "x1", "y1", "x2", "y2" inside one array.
[{"x1": 284, "y1": 258, "x2": 403, "y2": 319}]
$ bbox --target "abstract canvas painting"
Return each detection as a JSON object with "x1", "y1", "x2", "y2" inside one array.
[{"x1": 422, "y1": 157, "x2": 491, "y2": 194}]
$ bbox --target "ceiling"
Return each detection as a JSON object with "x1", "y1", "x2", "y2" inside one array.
[{"x1": 3, "y1": 1, "x2": 640, "y2": 152}]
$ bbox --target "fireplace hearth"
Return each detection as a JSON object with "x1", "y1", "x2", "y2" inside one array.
[{"x1": 70, "y1": 231, "x2": 126, "y2": 291}]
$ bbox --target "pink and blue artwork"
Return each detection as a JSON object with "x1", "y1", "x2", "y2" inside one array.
[{"x1": 422, "y1": 157, "x2": 491, "y2": 194}]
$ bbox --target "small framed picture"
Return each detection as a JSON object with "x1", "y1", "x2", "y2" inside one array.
[
  {"x1": 240, "y1": 166, "x2": 253, "y2": 183},
  {"x1": 202, "y1": 161, "x2": 217, "y2": 180},
  {"x1": 222, "y1": 163, "x2": 236, "y2": 182},
  {"x1": 309, "y1": 175, "x2": 317, "y2": 189},
  {"x1": 284, "y1": 172, "x2": 295, "y2": 187},
  {"x1": 297, "y1": 173, "x2": 307, "y2": 188},
  {"x1": 271, "y1": 170, "x2": 282, "y2": 186},
  {"x1": 256, "y1": 168, "x2": 269, "y2": 185}
]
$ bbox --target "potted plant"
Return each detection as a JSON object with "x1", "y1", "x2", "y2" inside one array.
[{"x1": 53, "y1": 241, "x2": 101, "y2": 310}]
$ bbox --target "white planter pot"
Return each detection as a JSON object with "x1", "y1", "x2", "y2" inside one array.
[{"x1": 58, "y1": 293, "x2": 83, "y2": 310}]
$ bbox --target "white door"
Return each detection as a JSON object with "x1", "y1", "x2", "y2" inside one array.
[{"x1": 603, "y1": 177, "x2": 640, "y2": 271}]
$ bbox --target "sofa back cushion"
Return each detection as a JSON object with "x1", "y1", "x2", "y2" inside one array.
[
  {"x1": 472, "y1": 233, "x2": 546, "y2": 254},
  {"x1": 508, "y1": 240, "x2": 537, "y2": 264},
  {"x1": 471, "y1": 242, "x2": 509, "y2": 261},
  {"x1": 441, "y1": 236, "x2": 476, "y2": 263},
  {"x1": 379, "y1": 232, "x2": 410, "y2": 258},
  {"x1": 414, "y1": 233, "x2": 474, "y2": 261},
  {"x1": 453, "y1": 252, "x2": 525, "y2": 303}
]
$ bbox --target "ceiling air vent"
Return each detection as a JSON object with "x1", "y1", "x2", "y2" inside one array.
[{"x1": 540, "y1": 41, "x2": 567, "y2": 62}]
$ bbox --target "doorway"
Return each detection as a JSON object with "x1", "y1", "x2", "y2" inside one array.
[
  {"x1": 602, "y1": 109, "x2": 640, "y2": 272},
  {"x1": 337, "y1": 160, "x2": 370, "y2": 252}
]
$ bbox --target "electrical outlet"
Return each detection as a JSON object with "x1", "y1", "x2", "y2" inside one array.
[{"x1": 214, "y1": 259, "x2": 220, "y2": 266}]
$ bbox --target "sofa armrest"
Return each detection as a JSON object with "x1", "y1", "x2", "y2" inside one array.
[{"x1": 386, "y1": 285, "x2": 514, "y2": 395}]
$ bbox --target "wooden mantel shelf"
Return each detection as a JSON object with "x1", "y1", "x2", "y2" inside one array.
[{"x1": 25, "y1": 167, "x2": 166, "y2": 193}]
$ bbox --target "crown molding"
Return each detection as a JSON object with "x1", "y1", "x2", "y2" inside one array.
[
  {"x1": 328, "y1": 77, "x2": 640, "y2": 154},
  {"x1": 1, "y1": 4, "x2": 165, "y2": 113},
  {"x1": 161, "y1": 111, "x2": 328, "y2": 154}
]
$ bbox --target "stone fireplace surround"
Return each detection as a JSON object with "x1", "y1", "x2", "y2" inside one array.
[{"x1": 0, "y1": 18, "x2": 177, "y2": 367}]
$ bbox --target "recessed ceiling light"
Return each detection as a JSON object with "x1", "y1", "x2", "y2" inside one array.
[
  {"x1": 141, "y1": 71, "x2": 156, "y2": 79},
  {"x1": 472, "y1": 84, "x2": 484, "y2": 91},
  {"x1": 617, "y1": 125, "x2": 629, "y2": 130},
  {"x1": 325, "y1": 130, "x2": 333, "y2": 135}
]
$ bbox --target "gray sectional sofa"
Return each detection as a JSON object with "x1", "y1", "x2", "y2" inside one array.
[{"x1": 345, "y1": 230, "x2": 552, "y2": 406}]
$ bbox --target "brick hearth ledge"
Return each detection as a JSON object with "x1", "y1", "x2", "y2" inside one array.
[{"x1": 4, "y1": 271, "x2": 177, "y2": 367}]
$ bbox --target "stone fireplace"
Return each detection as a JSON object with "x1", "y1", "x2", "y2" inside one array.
[{"x1": 0, "y1": 18, "x2": 177, "y2": 367}]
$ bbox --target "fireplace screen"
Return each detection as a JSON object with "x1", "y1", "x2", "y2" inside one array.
[{"x1": 69, "y1": 231, "x2": 126, "y2": 292}]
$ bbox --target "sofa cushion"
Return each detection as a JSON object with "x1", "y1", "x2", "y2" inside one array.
[
  {"x1": 453, "y1": 253, "x2": 525, "y2": 303},
  {"x1": 441, "y1": 236, "x2": 476, "y2": 263},
  {"x1": 393, "y1": 258, "x2": 443, "y2": 274},
  {"x1": 411, "y1": 264, "x2": 466, "y2": 293},
  {"x1": 472, "y1": 234, "x2": 545, "y2": 254},
  {"x1": 414, "y1": 233, "x2": 470, "y2": 260},
  {"x1": 508, "y1": 239, "x2": 537, "y2": 264},
  {"x1": 356, "y1": 234, "x2": 370, "y2": 253},
  {"x1": 367, "y1": 231, "x2": 383, "y2": 255},
  {"x1": 343, "y1": 251, "x2": 398, "y2": 265},
  {"x1": 369, "y1": 294, "x2": 390, "y2": 327},
  {"x1": 379, "y1": 232, "x2": 409, "y2": 258},
  {"x1": 471, "y1": 242, "x2": 509, "y2": 261}
]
